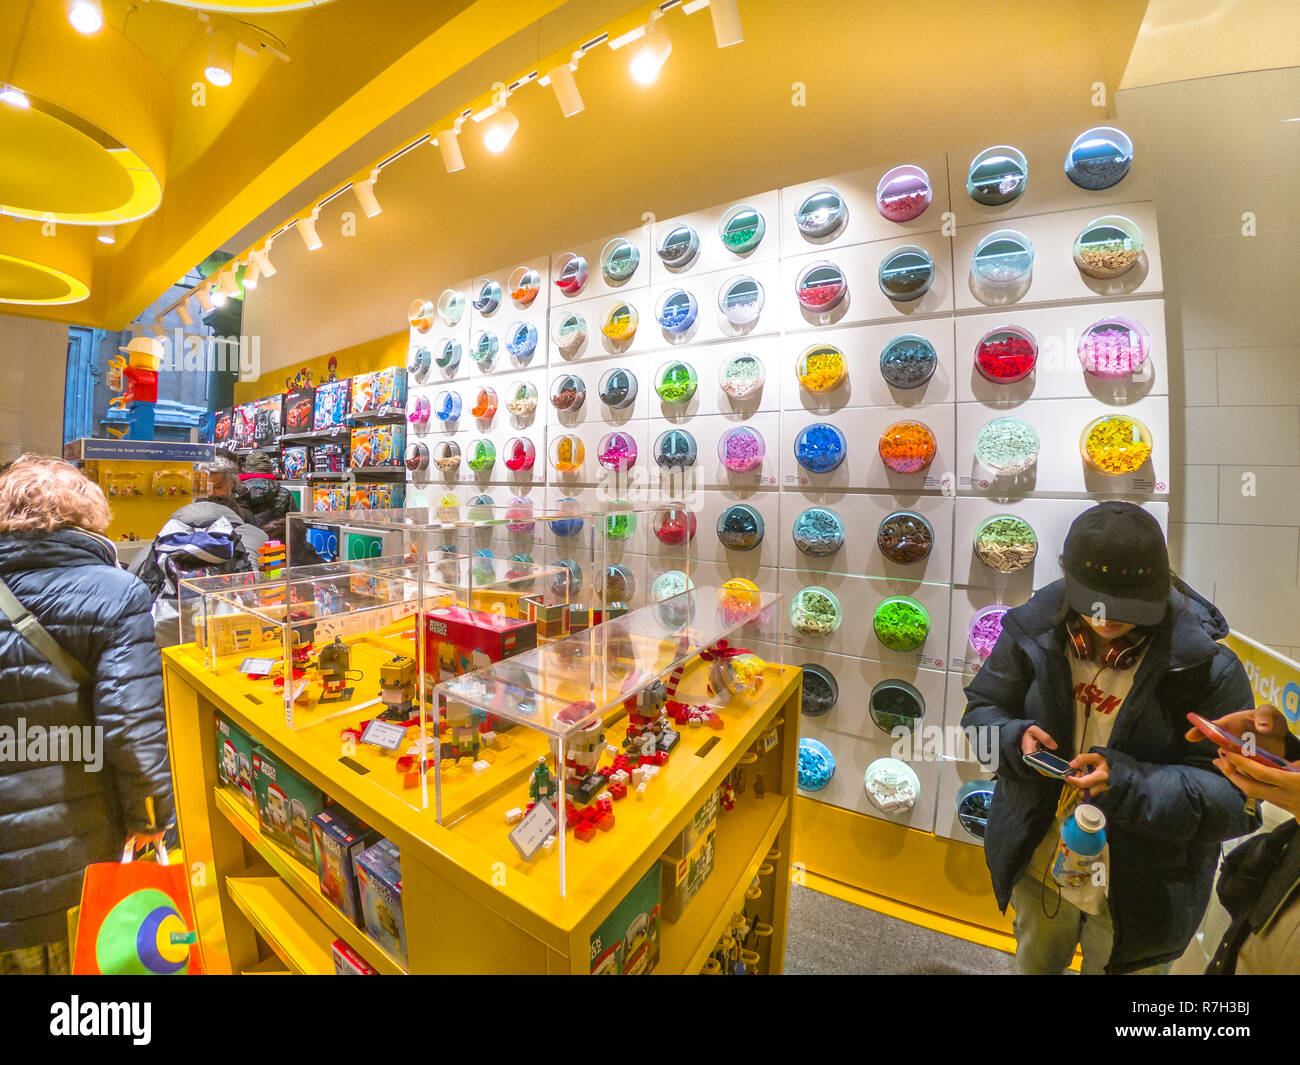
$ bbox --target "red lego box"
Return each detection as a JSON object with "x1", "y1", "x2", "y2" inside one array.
[{"x1": 424, "y1": 605, "x2": 538, "y2": 682}]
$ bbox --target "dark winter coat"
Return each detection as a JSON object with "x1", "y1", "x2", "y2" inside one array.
[
  {"x1": 235, "y1": 472, "x2": 294, "y2": 530},
  {"x1": 962, "y1": 578, "x2": 1260, "y2": 973},
  {"x1": 0, "y1": 528, "x2": 174, "y2": 951}
]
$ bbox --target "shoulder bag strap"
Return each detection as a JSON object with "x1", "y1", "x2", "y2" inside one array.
[{"x1": 0, "y1": 575, "x2": 93, "y2": 686}]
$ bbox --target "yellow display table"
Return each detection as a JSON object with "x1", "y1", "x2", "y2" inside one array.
[{"x1": 163, "y1": 643, "x2": 801, "y2": 975}]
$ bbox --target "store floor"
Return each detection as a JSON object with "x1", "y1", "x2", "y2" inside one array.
[{"x1": 784, "y1": 884, "x2": 1014, "y2": 975}]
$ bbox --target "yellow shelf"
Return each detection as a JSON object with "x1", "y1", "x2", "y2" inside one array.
[
  {"x1": 658, "y1": 792, "x2": 788, "y2": 975},
  {"x1": 226, "y1": 875, "x2": 336, "y2": 975},
  {"x1": 214, "y1": 787, "x2": 407, "y2": 975}
]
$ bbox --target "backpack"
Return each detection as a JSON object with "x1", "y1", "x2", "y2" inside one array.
[{"x1": 1206, "y1": 819, "x2": 1300, "y2": 974}]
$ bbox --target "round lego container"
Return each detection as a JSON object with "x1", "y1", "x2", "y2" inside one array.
[
  {"x1": 794, "y1": 185, "x2": 848, "y2": 241},
  {"x1": 1077, "y1": 316, "x2": 1151, "y2": 378},
  {"x1": 503, "y1": 436, "x2": 535, "y2": 472},
  {"x1": 408, "y1": 298, "x2": 435, "y2": 332},
  {"x1": 603, "y1": 510, "x2": 637, "y2": 542},
  {"x1": 878, "y1": 245, "x2": 935, "y2": 302},
  {"x1": 554, "y1": 253, "x2": 588, "y2": 296},
  {"x1": 973, "y1": 514, "x2": 1039, "y2": 573},
  {"x1": 869, "y1": 679, "x2": 925, "y2": 735},
  {"x1": 873, "y1": 596, "x2": 930, "y2": 651},
  {"x1": 792, "y1": 506, "x2": 845, "y2": 558},
  {"x1": 966, "y1": 145, "x2": 1028, "y2": 205},
  {"x1": 507, "y1": 380, "x2": 539, "y2": 418},
  {"x1": 1080, "y1": 413, "x2": 1153, "y2": 475},
  {"x1": 471, "y1": 387, "x2": 498, "y2": 421},
  {"x1": 597, "y1": 431, "x2": 637, "y2": 470},
  {"x1": 795, "y1": 260, "x2": 847, "y2": 313},
  {"x1": 655, "y1": 360, "x2": 698, "y2": 404},
  {"x1": 654, "y1": 508, "x2": 697, "y2": 545},
  {"x1": 435, "y1": 337, "x2": 461, "y2": 372},
  {"x1": 548, "y1": 498, "x2": 585, "y2": 538},
  {"x1": 971, "y1": 229, "x2": 1035, "y2": 285},
  {"x1": 432, "y1": 440, "x2": 461, "y2": 473},
  {"x1": 719, "y1": 203, "x2": 766, "y2": 254},
  {"x1": 505, "y1": 321, "x2": 538, "y2": 364},
  {"x1": 472, "y1": 278, "x2": 501, "y2": 315},
  {"x1": 975, "y1": 325, "x2": 1038, "y2": 383},
  {"x1": 798, "y1": 738, "x2": 836, "y2": 792},
  {"x1": 719, "y1": 353, "x2": 765, "y2": 400},
  {"x1": 404, "y1": 442, "x2": 428, "y2": 471},
  {"x1": 1065, "y1": 126, "x2": 1133, "y2": 190},
  {"x1": 598, "y1": 563, "x2": 636, "y2": 605},
  {"x1": 600, "y1": 238, "x2": 640, "y2": 284},
  {"x1": 465, "y1": 438, "x2": 495, "y2": 473},
  {"x1": 436, "y1": 287, "x2": 465, "y2": 326},
  {"x1": 718, "y1": 274, "x2": 765, "y2": 327},
  {"x1": 549, "y1": 373, "x2": 586, "y2": 413},
  {"x1": 656, "y1": 223, "x2": 700, "y2": 270},
  {"x1": 878, "y1": 419, "x2": 937, "y2": 474},
  {"x1": 549, "y1": 434, "x2": 584, "y2": 474},
  {"x1": 716, "y1": 504, "x2": 765, "y2": 551},
  {"x1": 656, "y1": 288, "x2": 698, "y2": 335},
  {"x1": 790, "y1": 586, "x2": 842, "y2": 638},
  {"x1": 969, "y1": 605, "x2": 1009, "y2": 660},
  {"x1": 974, "y1": 416, "x2": 1040, "y2": 475},
  {"x1": 1073, "y1": 214, "x2": 1144, "y2": 279},
  {"x1": 879, "y1": 334, "x2": 938, "y2": 390},
  {"x1": 864, "y1": 758, "x2": 920, "y2": 814},
  {"x1": 600, "y1": 301, "x2": 639, "y2": 344},
  {"x1": 508, "y1": 266, "x2": 541, "y2": 308},
  {"x1": 876, "y1": 164, "x2": 932, "y2": 222},
  {"x1": 793, "y1": 422, "x2": 847, "y2": 474},
  {"x1": 597, "y1": 367, "x2": 637, "y2": 410},
  {"x1": 550, "y1": 311, "x2": 587, "y2": 357},
  {"x1": 800, "y1": 664, "x2": 839, "y2": 718},
  {"x1": 653, "y1": 428, "x2": 697, "y2": 470},
  {"x1": 434, "y1": 390, "x2": 461, "y2": 422},
  {"x1": 471, "y1": 330, "x2": 498, "y2": 371},
  {"x1": 877, "y1": 510, "x2": 934, "y2": 565},
  {"x1": 718, "y1": 426, "x2": 766, "y2": 473},
  {"x1": 796, "y1": 344, "x2": 847, "y2": 394}
]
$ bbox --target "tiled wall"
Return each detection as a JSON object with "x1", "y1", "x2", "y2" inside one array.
[{"x1": 1121, "y1": 67, "x2": 1300, "y2": 659}]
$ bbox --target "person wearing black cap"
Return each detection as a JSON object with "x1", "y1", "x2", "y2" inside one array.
[{"x1": 963, "y1": 501, "x2": 1260, "y2": 974}]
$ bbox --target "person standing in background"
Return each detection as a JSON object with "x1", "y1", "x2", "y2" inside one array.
[
  {"x1": 0, "y1": 456, "x2": 173, "y2": 974},
  {"x1": 235, "y1": 452, "x2": 294, "y2": 531}
]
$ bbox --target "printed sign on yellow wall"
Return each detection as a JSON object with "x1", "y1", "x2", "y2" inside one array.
[{"x1": 1223, "y1": 631, "x2": 1300, "y2": 732}]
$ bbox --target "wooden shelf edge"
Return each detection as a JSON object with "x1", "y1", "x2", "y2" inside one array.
[{"x1": 213, "y1": 787, "x2": 407, "y2": 975}]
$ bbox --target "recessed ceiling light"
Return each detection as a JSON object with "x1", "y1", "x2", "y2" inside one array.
[
  {"x1": 97, "y1": 225, "x2": 116, "y2": 245},
  {"x1": 205, "y1": 27, "x2": 235, "y2": 87},
  {"x1": 68, "y1": 0, "x2": 104, "y2": 35},
  {"x1": 0, "y1": 86, "x2": 30, "y2": 109}
]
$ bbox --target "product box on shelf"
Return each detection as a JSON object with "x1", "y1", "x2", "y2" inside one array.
[
  {"x1": 590, "y1": 864, "x2": 661, "y2": 974},
  {"x1": 284, "y1": 385, "x2": 315, "y2": 434},
  {"x1": 312, "y1": 808, "x2": 379, "y2": 928},
  {"x1": 664, "y1": 787, "x2": 719, "y2": 860},
  {"x1": 314, "y1": 378, "x2": 352, "y2": 430},
  {"x1": 232, "y1": 402, "x2": 257, "y2": 449},
  {"x1": 348, "y1": 483, "x2": 405, "y2": 510},
  {"x1": 215, "y1": 713, "x2": 256, "y2": 809},
  {"x1": 252, "y1": 747, "x2": 328, "y2": 868},
  {"x1": 352, "y1": 368, "x2": 407, "y2": 414},
  {"x1": 313, "y1": 484, "x2": 349, "y2": 512},
  {"x1": 282, "y1": 446, "x2": 310, "y2": 479},
  {"x1": 330, "y1": 939, "x2": 377, "y2": 975},
  {"x1": 313, "y1": 442, "x2": 345, "y2": 473},
  {"x1": 355, "y1": 838, "x2": 406, "y2": 965},
  {"x1": 255, "y1": 395, "x2": 283, "y2": 447},
  {"x1": 214, "y1": 407, "x2": 234, "y2": 445},
  {"x1": 350, "y1": 424, "x2": 405, "y2": 467},
  {"x1": 523, "y1": 594, "x2": 569, "y2": 639},
  {"x1": 424, "y1": 604, "x2": 538, "y2": 681},
  {"x1": 660, "y1": 823, "x2": 716, "y2": 924}
]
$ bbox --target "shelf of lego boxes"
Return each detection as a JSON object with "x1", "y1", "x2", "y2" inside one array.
[{"x1": 166, "y1": 579, "x2": 798, "y2": 973}]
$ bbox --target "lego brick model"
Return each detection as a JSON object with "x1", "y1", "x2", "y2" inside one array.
[
  {"x1": 378, "y1": 655, "x2": 418, "y2": 722},
  {"x1": 355, "y1": 838, "x2": 406, "y2": 965},
  {"x1": 195, "y1": 607, "x2": 283, "y2": 658},
  {"x1": 312, "y1": 808, "x2": 378, "y2": 928},
  {"x1": 252, "y1": 747, "x2": 328, "y2": 869},
  {"x1": 215, "y1": 713, "x2": 256, "y2": 809},
  {"x1": 589, "y1": 863, "x2": 661, "y2": 974}
]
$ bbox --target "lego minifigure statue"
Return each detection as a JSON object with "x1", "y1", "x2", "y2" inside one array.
[
  {"x1": 527, "y1": 755, "x2": 558, "y2": 811},
  {"x1": 441, "y1": 697, "x2": 484, "y2": 763},
  {"x1": 563, "y1": 718, "x2": 607, "y2": 805},
  {"x1": 107, "y1": 337, "x2": 165, "y2": 441}
]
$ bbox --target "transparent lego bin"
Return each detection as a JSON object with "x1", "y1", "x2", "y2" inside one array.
[{"x1": 432, "y1": 580, "x2": 785, "y2": 900}]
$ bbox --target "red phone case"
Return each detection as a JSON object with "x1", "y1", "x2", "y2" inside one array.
[{"x1": 1186, "y1": 712, "x2": 1296, "y2": 772}]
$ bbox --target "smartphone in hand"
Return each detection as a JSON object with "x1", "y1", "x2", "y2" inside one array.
[
  {"x1": 1023, "y1": 749, "x2": 1079, "y2": 778},
  {"x1": 1186, "y1": 712, "x2": 1297, "y2": 773}
]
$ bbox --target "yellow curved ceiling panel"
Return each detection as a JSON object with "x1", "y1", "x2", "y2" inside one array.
[
  {"x1": 0, "y1": 221, "x2": 92, "y2": 305},
  {"x1": 151, "y1": 1, "x2": 342, "y2": 10},
  {"x1": 0, "y1": 1, "x2": 170, "y2": 225}
]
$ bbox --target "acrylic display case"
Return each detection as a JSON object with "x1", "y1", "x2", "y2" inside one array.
[
  {"x1": 793, "y1": 185, "x2": 849, "y2": 241},
  {"x1": 878, "y1": 245, "x2": 934, "y2": 302},
  {"x1": 718, "y1": 274, "x2": 765, "y2": 327},
  {"x1": 655, "y1": 360, "x2": 699, "y2": 404},
  {"x1": 1072, "y1": 214, "x2": 1144, "y2": 279},
  {"x1": 795, "y1": 260, "x2": 847, "y2": 313},
  {"x1": 879, "y1": 334, "x2": 938, "y2": 391},
  {"x1": 875, "y1": 164, "x2": 932, "y2": 223},
  {"x1": 719, "y1": 203, "x2": 767, "y2": 255},
  {"x1": 432, "y1": 577, "x2": 785, "y2": 896},
  {"x1": 719, "y1": 354, "x2": 765, "y2": 401},
  {"x1": 970, "y1": 229, "x2": 1034, "y2": 285},
  {"x1": 600, "y1": 237, "x2": 640, "y2": 284}
]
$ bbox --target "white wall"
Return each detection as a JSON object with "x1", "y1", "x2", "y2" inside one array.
[
  {"x1": 1120, "y1": 66, "x2": 1300, "y2": 657},
  {"x1": 0, "y1": 313, "x2": 68, "y2": 463}
]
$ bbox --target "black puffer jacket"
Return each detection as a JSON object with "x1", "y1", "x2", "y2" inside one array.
[
  {"x1": 0, "y1": 528, "x2": 174, "y2": 951},
  {"x1": 235, "y1": 473, "x2": 294, "y2": 530}
]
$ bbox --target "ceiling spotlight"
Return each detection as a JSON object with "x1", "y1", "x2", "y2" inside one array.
[
  {"x1": 352, "y1": 171, "x2": 382, "y2": 218},
  {"x1": 546, "y1": 62, "x2": 584, "y2": 117},
  {"x1": 177, "y1": 300, "x2": 194, "y2": 327},
  {"x1": 150, "y1": 317, "x2": 165, "y2": 338},
  {"x1": 297, "y1": 211, "x2": 322, "y2": 251},
  {"x1": 68, "y1": 0, "x2": 104, "y2": 35},
  {"x1": 483, "y1": 107, "x2": 519, "y2": 153},
  {"x1": 218, "y1": 269, "x2": 240, "y2": 296},
  {"x1": 709, "y1": 0, "x2": 743, "y2": 47},
  {"x1": 195, "y1": 286, "x2": 214, "y2": 313},
  {"x1": 630, "y1": 20, "x2": 672, "y2": 85},
  {"x1": 205, "y1": 27, "x2": 236, "y2": 88},
  {"x1": 210, "y1": 286, "x2": 228, "y2": 308},
  {"x1": 249, "y1": 246, "x2": 276, "y2": 278},
  {"x1": 243, "y1": 260, "x2": 260, "y2": 289},
  {"x1": 435, "y1": 127, "x2": 465, "y2": 173},
  {"x1": 97, "y1": 225, "x2": 116, "y2": 245},
  {"x1": 0, "y1": 85, "x2": 30, "y2": 109}
]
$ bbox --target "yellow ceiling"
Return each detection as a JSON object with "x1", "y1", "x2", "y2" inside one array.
[{"x1": 1, "y1": 0, "x2": 1151, "y2": 329}]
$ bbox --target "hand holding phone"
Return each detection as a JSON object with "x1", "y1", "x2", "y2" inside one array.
[
  {"x1": 1023, "y1": 748, "x2": 1079, "y2": 779},
  {"x1": 1186, "y1": 712, "x2": 1297, "y2": 773}
]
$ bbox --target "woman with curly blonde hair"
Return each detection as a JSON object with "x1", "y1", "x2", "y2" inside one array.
[{"x1": 0, "y1": 456, "x2": 173, "y2": 974}]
